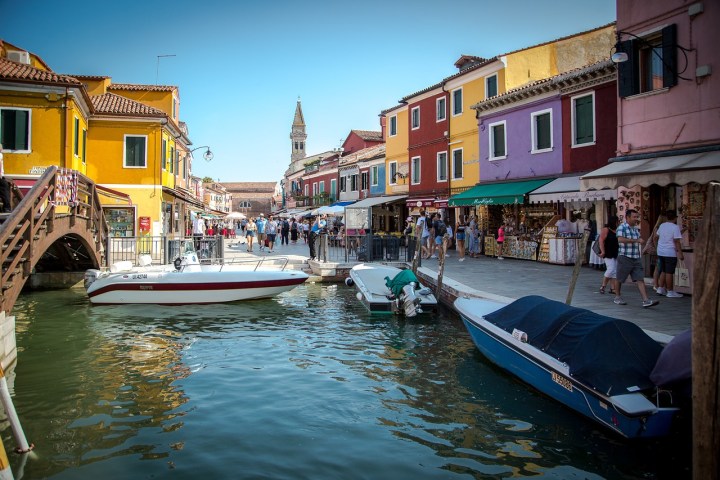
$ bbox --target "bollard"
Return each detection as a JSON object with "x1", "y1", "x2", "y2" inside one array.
[{"x1": 0, "y1": 366, "x2": 33, "y2": 454}]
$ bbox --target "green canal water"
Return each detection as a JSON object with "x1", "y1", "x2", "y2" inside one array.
[{"x1": 3, "y1": 283, "x2": 690, "y2": 479}]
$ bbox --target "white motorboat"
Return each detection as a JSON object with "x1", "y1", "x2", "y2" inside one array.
[
  {"x1": 347, "y1": 263, "x2": 437, "y2": 317},
  {"x1": 84, "y1": 245, "x2": 308, "y2": 305}
]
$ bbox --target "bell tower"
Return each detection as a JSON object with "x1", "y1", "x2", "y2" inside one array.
[{"x1": 290, "y1": 97, "x2": 307, "y2": 163}]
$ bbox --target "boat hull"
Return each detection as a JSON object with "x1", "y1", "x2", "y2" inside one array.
[
  {"x1": 455, "y1": 297, "x2": 678, "y2": 439},
  {"x1": 86, "y1": 268, "x2": 308, "y2": 305},
  {"x1": 349, "y1": 263, "x2": 437, "y2": 314}
]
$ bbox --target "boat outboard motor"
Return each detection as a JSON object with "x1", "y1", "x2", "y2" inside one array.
[{"x1": 401, "y1": 283, "x2": 422, "y2": 317}]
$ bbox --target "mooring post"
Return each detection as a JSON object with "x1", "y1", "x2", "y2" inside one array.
[
  {"x1": 0, "y1": 365, "x2": 32, "y2": 454},
  {"x1": 693, "y1": 182, "x2": 719, "y2": 480}
]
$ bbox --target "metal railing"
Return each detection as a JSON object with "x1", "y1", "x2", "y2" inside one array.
[
  {"x1": 106, "y1": 235, "x2": 225, "y2": 266},
  {"x1": 311, "y1": 233, "x2": 418, "y2": 264}
]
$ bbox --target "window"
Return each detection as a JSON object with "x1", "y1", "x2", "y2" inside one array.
[
  {"x1": 452, "y1": 148, "x2": 463, "y2": 179},
  {"x1": 436, "y1": 97, "x2": 446, "y2": 122},
  {"x1": 531, "y1": 109, "x2": 553, "y2": 153},
  {"x1": 389, "y1": 115, "x2": 397, "y2": 136},
  {"x1": 172, "y1": 96, "x2": 178, "y2": 119},
  {"x1": 161, "y1": 138, "x2": 167, "y2": 170},
  {"x1": 617, "y1": 25, "x2": 678, "y2": 97},
  {"x1": 371, "y1": 165, "x2": 379, "y2": 186},
  {"x1": 411, "y1": 156, "x2": 421, "y2": 184},
  {"x1": 486, "y1": 74, "x2": 498, "y2": 98},
  {"x1": 437, "y1": 152, "x2": 447, "y2": 181},
  {"x1": 389, "y1": 162, "x2": 398, "y2": 184},
  {"x1": 361, "y1": 172, "x2": 369, "y2": 190},
  {"x1": 330, "y1": 179, "x2": 337, "y2": 199},
  {"x1": 452, "y1": 88, "x2": 462, "y2": 115},
  {"x1": 304, "y1": 185, "x2": 308, "y2": 197},
  {"x1": 0, "y1": 107, "x2": 31, "y2": 151},
  {"x1": 340, "y1": 176, "x2": 346, "y2": 192},
  {"x1": 300, "y1": 142, "x2": 303, "y2": 150},
  {"x1": 73, "y1": 117, "x2": 80, "y2": 156},
  {"x1": 319, "y1": 181, "x2": 325, "y2": 193},
  {"x1": 313, "y1": 183, "x2": 318, "y2": 196},
  {"x1": 489, "y1": 121, "x2": 506, "y2": 160},
  {"x1": 351, "y1": 174, "x2": 358, "y2": 191},
  {"x1": 82, "y1": 129, "x2": 87, "y2": 164},
  {"x1": 169, "y1": 146, "x2": 175, "y2": 174},
  {"x1": 571, "y1": 92, "x2": 595, "y2": 147},
  {"x1": 124, "y1": 135, "x2": 147, "y2": 168},
  {"x1": 411, "y1": 107, "x2": 420, "y2": 130}
]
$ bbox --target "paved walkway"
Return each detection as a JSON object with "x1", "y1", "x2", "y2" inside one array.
[{"x1": 222, "y1": 238, "x2": 691, "y2": 339}]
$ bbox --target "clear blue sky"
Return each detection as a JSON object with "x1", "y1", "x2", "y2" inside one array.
[{"x1": 1, "y1": 0, "x2": 615, "y2": 183}]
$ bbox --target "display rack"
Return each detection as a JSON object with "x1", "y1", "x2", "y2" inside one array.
[
  {"x1": 537, "y1": 226, "x2": 557, "y2": 263},
  {"x1": 105, "y1": 207, "x2": 136, "y2": 237}
]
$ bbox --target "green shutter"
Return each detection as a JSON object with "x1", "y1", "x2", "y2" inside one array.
[
  {"x1": 536, "y1": 113, "x2": 551, "y2": 150},
  {"x1": 574, "y1": 96, "x2": 594, "y2": 144},
  {"x1": 493, "y1": 124, "x2": 505, "y2": 157}
]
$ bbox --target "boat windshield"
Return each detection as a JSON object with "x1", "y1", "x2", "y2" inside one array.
[{"x1": 181, "y1": 240, "x2": 196, "y2": 256}]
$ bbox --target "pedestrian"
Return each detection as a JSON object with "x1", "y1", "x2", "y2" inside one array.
[
  {"x1": 426, "y1": 213, "x2": 438, "y2": 259},
  {"x1": 467, "y1": 215, "x2": 478, "y2": 258},
  {"x1": 644, "y1": 213, "x2": 667, "y2": 291},
  {"x1": 192, "y1": 214, "x2": 205, "y2": 251},
  {"x1": 614, "y1": 209, "x2": 658, "y2": 308},
  {"x1": 266, "y1": 215, "x2": 278, "y2": 252},
  {"x1": 455, "y1": 215, "x2": 467, "y2": 261},
  {"x1": 0, "y1": 143, "x2": 11, "y2": 213},
  {"x1": 432, "y1": 214, "x2": 448, "y2": 259},
  {"x1": 597, "y1": 215, "x2": 619, "y2": 294},
  {"x1": 302, "y1": 219, "x2": 310, "y2": 243},
  {"x1": 245, "y1": 217, "x2": 257, "y2": 252},
  {"x1": 496, "y1": 223, "x2": 506, "y2": 260},
  {"x1": 416, "y1": 211, "x2": 430, "y2": 259},
  {"x1": 281, "y1": 217, "x2": 290, "y2": 245},
  {"x1": 308, "y1": 216, "x2": 320, "y2": 260},
  {"x1": 654, "y1": 210, "x2": 685, "y2": 298},
  {"x1": 256, "y1": 213, "x2": 267, "y2": 250},
  {"x1": 289, "y1": 219, "x2": 298, "y2": 244}
]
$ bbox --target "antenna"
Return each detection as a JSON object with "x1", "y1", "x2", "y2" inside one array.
[{"x1": 156, "y1": 54, "x2": 177, "y2": 84}]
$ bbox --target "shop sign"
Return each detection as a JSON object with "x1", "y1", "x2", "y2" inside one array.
[
  {"x1": 407, "y1": 198, "x2": 434, "y2": 207},
  {"x1": 29, "y1": 166, "x2": 48, "y2": 175},
  {"x1": 434, "y1": 199, "x2": 448, "y2": 208},
  {"x1": 558, "y1": 191, "x2": 615, "y2": 202}
]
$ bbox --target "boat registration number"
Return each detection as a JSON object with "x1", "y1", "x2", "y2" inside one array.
[
  {"x1": 131, "y1": 274, "x2": 148, "y2": 279},
  {"x1": 551, "y1": 372, "x2": 573, "y2": 392}
]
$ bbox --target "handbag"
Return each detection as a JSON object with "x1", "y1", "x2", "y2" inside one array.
[
  {"x1": 592, "y1": 240, "x2": 601, "y2": 255},
  {"x1": 674, "y1": 260, "x2": 690, "y2": 287},
  {"x1": 642, "y1": 237, "x2": 656, "y2": 255}
]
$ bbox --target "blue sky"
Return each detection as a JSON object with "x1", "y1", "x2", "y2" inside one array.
[{"x1": 1, "y1": 0, "x2": 615, "y2": 183}]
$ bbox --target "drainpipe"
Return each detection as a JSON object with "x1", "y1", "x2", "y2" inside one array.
[
  {"x1": 63, "y1": 87, "x2": 70, "y2": 169},
  {"x1": 441, "y1": 80, "x2": 451, "y2": 221}
]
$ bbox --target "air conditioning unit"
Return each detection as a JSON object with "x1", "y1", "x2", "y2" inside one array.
[{"x1": 7, "y1": 50, "x2": 30, "y2": 65}]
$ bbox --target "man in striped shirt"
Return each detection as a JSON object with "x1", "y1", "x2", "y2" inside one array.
[{"x1": 614, "y1": 209, "x2": 658, "y2": 308}]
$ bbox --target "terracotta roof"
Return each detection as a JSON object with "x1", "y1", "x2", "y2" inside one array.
[
  {"x1": 91, "y1": 93, "x2": 166, "y2": 116},
  {"x1": 472, "y1": 60, "x2": 616, "y2": 112},
  {"x1": 108, "y1": 83, "x2": 177, "y2": 92},
  {"x1": 69, "y1": 74, "x2": 110, "y2": 80},
  {"x1": 0, "y1": 57, "x2": 82, "y2": 86},
  {"x1": 221, "y1": 182, "x2": 277, "y2": 192},
  {"x1": 352, "y1": 130, "x2": 383, "y2": 142},
  {"x1": 400, "y1": 81, "x2": 444, "y2": 102},
  {"x1": 339, "y1": 144, "x2": 386, "y2": 166}
]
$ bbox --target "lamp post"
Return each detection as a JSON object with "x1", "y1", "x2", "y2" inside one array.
[{"x1": 190, "y1": 146, "x2": 214, "y2": 162}]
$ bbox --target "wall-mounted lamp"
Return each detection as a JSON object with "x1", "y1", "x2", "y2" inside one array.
[
  {"x1": 611, "y1": 28, "x2": 693, "y2": 81},
  {"x1": 190, "y1": 146, "x2": 214, "y2": 162}
]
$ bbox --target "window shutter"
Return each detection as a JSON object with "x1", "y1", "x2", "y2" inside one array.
[
  {"x1": 662, "y1": 24, "x2": 678, "y2": 88},
  {"x1": 617, "y1": 39, "x2": 638, "y2": 98}
]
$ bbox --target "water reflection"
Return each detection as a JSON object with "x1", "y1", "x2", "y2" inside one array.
[{"x1": 6, "y1": 284, "x2": 690, "y2": 479}]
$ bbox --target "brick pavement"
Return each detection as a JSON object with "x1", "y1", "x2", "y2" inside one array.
[{"x1": 223, "y1": 238, "x2": 691, "y2": 339}]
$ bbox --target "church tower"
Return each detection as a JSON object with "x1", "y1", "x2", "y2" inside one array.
[{"x1": 290, "y1": 98, "x2": 307, "y2": 163}]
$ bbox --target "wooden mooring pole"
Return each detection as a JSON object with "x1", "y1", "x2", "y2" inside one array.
[
  {"x1": 693, "y1": 182, "x2": 720, "y2": 480},
  {"x1": 566, "y1": 229, "x2": 590, "y2": 305}
]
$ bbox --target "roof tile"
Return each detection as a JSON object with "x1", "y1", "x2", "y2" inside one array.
[
  {"x1": 0, "y1": 57, "x2": 81, "y2": 86},
  {"x1": 91, "y1": 93, "x2": 166, "y2": 116}
]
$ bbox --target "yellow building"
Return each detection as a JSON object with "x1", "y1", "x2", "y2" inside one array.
[
  {"x1": 381, "y1": 104, "x2": 409, "y2": 196},
  {"x1": 0, "y1": 41, "x2": 92, "y2": 179}
]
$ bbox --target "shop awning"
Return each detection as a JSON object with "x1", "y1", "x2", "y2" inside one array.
[
  {"x1": 529, "y1": 176, "x2": 616, "y2": 203},
  {"x1": 96, "y1": 185, "x2": 132, "y2": 204},
  {"x1": 580, "y1": 150, "x2": 720, "y2": 190},
  {"x1": 347, "y1": 195, "x2": 407, "y2": 209},
  {"x1": 330, "y1": 200, "x2": 355, "y2": 207},
  {"x1": 449, "y1": 179, "x2": 553, "y2": 207},
  {"x1": 162, "y1": 186, "x2": 205, "y2": 210}
]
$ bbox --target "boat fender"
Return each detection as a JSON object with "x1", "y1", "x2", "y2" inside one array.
[
  {"x1": 174, "y1": 257, "x2": 183, "y2": 271},
  {"x1": 345, "y1": 277, "x2": 354, "y2": 287},
  {"x1": 356, "y1": 292, "x2": 363, "y2": 301},
  {"x1": 512, "y1": 329, "x2": 528, "y2": 342}
]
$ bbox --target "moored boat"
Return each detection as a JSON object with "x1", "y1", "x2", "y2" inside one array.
[
  {"x1": 454, "y1": 295, "x2": 683, "y2": 438},
  {"x1": 84, "y1": 246, "x2": 308, "y2": 305},
  {"x1": 347, "y1": 263, "x2": 437, "y2": 317}
]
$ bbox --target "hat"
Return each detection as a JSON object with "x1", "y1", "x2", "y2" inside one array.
[{"x1": 259, "y1": 213, "x2": 264, "y2": 216}]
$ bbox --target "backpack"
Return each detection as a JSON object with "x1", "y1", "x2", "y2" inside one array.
[{"x1": 435, "y1": 220, "x2": 447, "y2": 237}]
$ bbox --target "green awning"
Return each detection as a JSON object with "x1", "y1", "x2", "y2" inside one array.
[{"x1": 449, "y1": 178, "x2": 554, "y2": 207}]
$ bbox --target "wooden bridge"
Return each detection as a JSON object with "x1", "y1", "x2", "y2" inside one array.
[{"x1": 1, "y1": 166, "x2": 108, "y2": 314}]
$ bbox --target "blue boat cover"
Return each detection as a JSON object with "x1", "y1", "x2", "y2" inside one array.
[{"x1": 483, "y1": 296, "x2": 662, "y2": 395}]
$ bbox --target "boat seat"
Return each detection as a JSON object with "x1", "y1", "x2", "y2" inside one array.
[
  {"x1": 609, "y1": 393, "x2": 658, "y2": 415},
  {"x1": 109, "y1": 261, "x2": 134, "y2": 273},
  {"x1": 138, "y1": 255, "x2": 153, "y2": 267}
]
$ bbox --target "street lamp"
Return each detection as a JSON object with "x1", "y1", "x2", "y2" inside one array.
[{"x1": 190, "y1": 146, "x2": 214, "y2": 162}]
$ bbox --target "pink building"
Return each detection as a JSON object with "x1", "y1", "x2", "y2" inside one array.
[{"x1": 581, "y1": 0, "x2": 720, "y2": 293}]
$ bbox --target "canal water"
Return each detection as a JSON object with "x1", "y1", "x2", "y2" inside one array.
[{"x1": 5, "y1": 284, "x2": 690, "y2": 479}]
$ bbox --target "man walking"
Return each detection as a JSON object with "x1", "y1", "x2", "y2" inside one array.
[
  {"x1": 265, "y1": 215, "x2": 278, "y2": 253},
  {"x1": 256, "y1": 213, "x2": 267, "y2": 251},
  {"x1": 614, "y1": 209, "x2": 658, "y2": 308}
]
